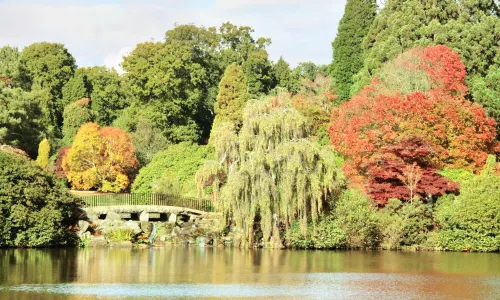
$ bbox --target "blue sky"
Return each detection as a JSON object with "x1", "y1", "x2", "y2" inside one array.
[{"x1": 0, "y1": 0, "x2": 348, "y2": 72}]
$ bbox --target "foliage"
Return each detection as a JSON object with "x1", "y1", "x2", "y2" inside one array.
[
  {"x1": 0, "y1": 150, "x2": 81, "y2": 247},
  {"x1": 62, "y1": 98, "x2": 94, "y2": 145},
  {"x1": 131, "y1": 118, "x2": 169, "y2": 166},
  {"x1": 295, "y1": 62, "x2": 328, "y2": 81},
  {"x1": 287, "y1": 216, "x2": 346, "y2": 249},
  {"x1": 36, "y1": 138, "x2": 50, "y2": 169},
  {"x1": 330, "y1": 0, "x2": 377, "y2": 102},
  {"x1": 132, "y1": 142, "x2": 212, "y2": 195},
  {"x1": 196, "y1": 96, "x2": 345, "y2": 247},
  {"x1": 470, "y1": 65, "x2": 500, "y2": 136},
  {"x1": 334, "y1": 189, "x2": 381, "y2": 248},
  {"x1": 329, "y1": 46, "x2": 498, "y2": 198},
  {"x1": 18, "y1": 42, "x2": 76, "y2": 126},
  {"x1": 62, "y1": 123, "x2": 138, "y2": 192},
  {"x1": 61, "y1": 71, "x2": 88, "y2": 108},
  {"x1": 0, "y1": 82, "x2": 44, "y2": 157},
  {"x1": 105, "y1": 228, "x2": 135, "y2": 242},
  {"x1": 379, "y1": 199, "x2": 435, "y2": 250},
  {"x1": 365, "y1": 137, "x2": 459, "y2": 204},
  {"x1": 352, "y1": 0, "x2": 500, "y2": 95},
  {"x1": 213, "y1": 63, "x2": 248, "y2": 131},
  {"x1": 273, "y1": 57, "x2": 299, "y2": 93},
  {"x1": 0, "y1": 45, "x2": 20, "y2": 87},
  {"x1": 52, "y1": 146, "x2": 70, "y2": 179},
  {"x1": 435, "y1": 159, "x2": 500, "y2": 252}
]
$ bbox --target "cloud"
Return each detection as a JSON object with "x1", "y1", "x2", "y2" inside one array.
[{"x1": 0, "y1": 0, "x2": 347, "y2": 68}]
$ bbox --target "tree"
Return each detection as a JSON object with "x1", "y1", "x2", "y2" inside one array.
[
  {"x1": 35, "y1": 138, "x2": 50, "y2": 169},
  {"x1": 61, "y1": 71, "x2": 89, "y2": 108},
  {"x1": 132, "y1": 142, "x2": 213, "y2": 195},
  {"x1": 0, "y1": 150, "x2": 81, "y2": 247},
  {"x1": 62, "y1": 98, "x2": 94, "y2": 145},
  {"x1": 62, "y1": 123, "x2": 138, "y2": 192},
  {"x1": 196, "y1": 96, "x2": 345, "y2": 248},
  {"x1": 131, "y1": 118, "x2": 169, "y2": 167},
  {"x1": 295, "y1": 62, "x2": 328, "y2": 81},
  {"x1": 0, "y1": 45, "x2": 20, "y2": 87},
  {"x1": 352, "y1": 0, "x2": 500, "y2": 95},
  {"x1": 329, "y1": 46, "x2": 498, "y2": 193},
  {"x1": 0, "y1": 82, "x2": 44, "y2": 157},
  {"x1": 365, "y1": 137, "x2": 459, "y2": 204},
  {"x1": 330, "y1": 0, "x2": 377, "y2": 102},
  {"x1": 273, "y1": 56, "x2": 299, "y2": 93},
  {"x1": 18, "y1": 42, "x2": 76, "y2": 127},
  {"x1": 470, "y1": 65, "x2": 500, "y2": 137},
  {"x1": 213, "y1": 63, "x2": 248, "y2": 131}
]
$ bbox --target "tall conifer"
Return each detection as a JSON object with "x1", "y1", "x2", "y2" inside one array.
[{"x1": 330, "y1": 0, "x2": 377, "y2": 103}]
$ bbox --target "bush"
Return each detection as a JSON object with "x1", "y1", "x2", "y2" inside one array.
[
  {"x1": 132, "y1": 142, "x2": 213, "y2": 195},
  {"x1": 335, "y1": 189, "x2": 381, "y2": 249},
  {"x1": 287, "y1": 216, "x2": 346, "y2": 249},
  {"x1": 105, "y1": 228, "x2": 134, "y2": 242},
  {"x1": 0, "y1": 150, "x2": 81, "y2": 247},
  {"x1": 435, "y1": 160, "x2": 500, "y2": 252},
  {"x1": 379, "y1": 199, "x2": 435, "y2": 250},
  {"x1": 286, "y1": 189, "x2": 380, "y2": 250}
]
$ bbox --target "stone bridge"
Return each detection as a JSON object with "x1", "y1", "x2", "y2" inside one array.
[{"x1": 83, "y1": 205, "x2": 214, "y2": 224}]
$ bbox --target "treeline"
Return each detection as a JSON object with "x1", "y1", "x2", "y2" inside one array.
[{"x1": 0, "y1": 1, "x2": 499, "y2": 250}]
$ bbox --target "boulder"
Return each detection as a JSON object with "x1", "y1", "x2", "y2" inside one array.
[
  {"x1": 78, "y1": 220, "x2": 90, "y2": 235},
  {"x1": 105, "y1": 211, "x2": 121, "y2": 222},
  {"x1": 139, "y1": 211, "x2": 149, "y2": 222},
  {"x1": 88, "y1": 236, "x2": 107, "y2": 247},
  {"x1": 124, "y1": 221, "x2": 142, "y2": 235},
  {"x1": 140, "y1": 221, "x2": 152, "y2": 233},
  {"x1": 167, "y1": 213, "x2": 177, "y2": 224}
]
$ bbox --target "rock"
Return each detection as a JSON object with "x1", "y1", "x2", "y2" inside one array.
[
  {"x1": 140, "y1": 221, "x2": 152, "y2": 233},
  {"x1": 78, "y1": 220, "x2": 90, "y2": 235},
  {"x1": 124, "y1": 221, "x2": 142, "y2": 235},
  {"x1": 85, "y1": 211, "x2": 99, "y2": 222},
  {"x1": 105, "y1": 211, "x2": 121, "y2": 222},
  {"x1": 89, "y1": 236, "x2": 107, "y2": 247},
  {"x1": 109, "y1": 241, "x2": 133, "y2": 248},
  {"x1": 167, "y1": 213, "x2": 177, "y2": 224},
  {"x1": 139, "y1": 211, "x2": 149, "y2": 222}
]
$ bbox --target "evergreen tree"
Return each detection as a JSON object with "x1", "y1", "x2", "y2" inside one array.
[
  {"x1": 35, "y1": 138, "x2": 50, "y2": 169},
  {"x1": 62, "y1": 71, "x2": 89, "y2": 108},
  {"x1": 213, "y1": 63, "x2": 248, "y2": 131},
  {"x1": 273, "y1": 56, "x2": 299, "y2": 93},
  {"x1": 330, "y1": 0, "x2": 377, "y2": 102},
  {"x1": 0, "y1": 46, "x2": 20, "y2": 87}
]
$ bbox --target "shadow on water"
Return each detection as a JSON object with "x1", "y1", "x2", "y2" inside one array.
[{"x1": 0, "y1": 247, "x2": 499, "y2": 299}]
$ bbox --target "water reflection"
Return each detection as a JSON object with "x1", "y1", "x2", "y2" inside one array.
[{"x1": 0, "y1": 247, "x2": 499, "y2": 299}]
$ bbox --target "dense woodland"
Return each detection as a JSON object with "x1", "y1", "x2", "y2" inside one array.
[{"x1": 0, "y1": 0, "x2": 499, "y2": 250}]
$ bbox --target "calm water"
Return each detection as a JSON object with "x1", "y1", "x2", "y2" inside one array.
[{"x1": 0, "y1": 247, "x2": 499, "y2": 299}]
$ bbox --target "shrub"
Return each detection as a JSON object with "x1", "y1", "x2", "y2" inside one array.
[
  {"x1": 435, "y1": 157, "x2": 500, "y2": 252},
  {"x1": 132, "y1": 142, "x2": 213, "y2": 195},
  {"x1": 105, "y1": 228, "x2": 134, "y2": 242},
  {"x1": 379, "y1": 199, "x2": 435, "y2": 250},
  {"x1": 35, "y1": 138, "x2": 50, "y2": 169},
  {"x1": 0, "y1": 150, "x2": 81, "y2": 247},
  {"x1": 286, "y1": 217, "x2": 346, "y2": 249}
]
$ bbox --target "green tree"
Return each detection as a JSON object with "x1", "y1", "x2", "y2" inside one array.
[
  {"x1": 0, "y1": 82, "x2": 44, "y2": 157},
  {"x1": 196, "y1": 96, "x2": 345, "y2": 248},
  {"x1": 330, "y1": 0, "x2": 377, "y2": 102},
  {"x1": 0, "y1": 45, "x2": 20, "y2": 87},
  {"x1": 62, "y1": 98, "x2": 94, "y2": 145},
  {"x1": 131, "y1": 118, "x2": 169, "y2": 166},
  {"x1": 0, "y1": 150, "x2": 81, "y2": 247},
  {"x1": 213, "y1": 63, "x2": 248, "y2": 131},
  {"x1": 295, "y1": 62, "x2": 327, "y2": 81},
  {"x1": 35, "y1": 138, "x2": 50, "y2": 169},
  {"x1": 273, "y1": 56, "x2": 299, "y2": 93},
  {"x1": 61, "y1": 71, "x2": 89, "y2": 108},
  {"x1": 18, "y1": 42, "x2": 76, "y2": 128},
  {"x1": 352, "y1": 0, "x2": 500, "y2": 95},
  {"x1": 470, "y1": 65, "x2": 500, "y2": 136}
]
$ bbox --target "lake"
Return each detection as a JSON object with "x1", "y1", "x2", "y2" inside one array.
[{"x1": 0, "y1": 247, "x2": 499, "y2": 299}]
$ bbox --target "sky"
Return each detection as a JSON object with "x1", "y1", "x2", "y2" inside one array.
[{"x1": 0, "y1": 0, "x2": 348, "y2": 73}]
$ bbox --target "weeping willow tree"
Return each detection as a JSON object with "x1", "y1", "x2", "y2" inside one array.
[{"x1": 196, "y1": 94, "x2": 345, "y2": 247}]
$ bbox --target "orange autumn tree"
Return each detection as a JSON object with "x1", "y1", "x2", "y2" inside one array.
[
  {"x1": 329, "y1": 45, "x2": 498, "y2": 202},
  {"x1": 62, "y1": 122, "x2": 138, "y2": 192}
]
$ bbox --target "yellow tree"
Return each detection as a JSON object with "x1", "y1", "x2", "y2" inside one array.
[
  {"x1": 62, "y1": 123, "x2": 137, "y2": 192},
  {"x1": 35, "y1": 138, "x2": 50, "y2": 169}
]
